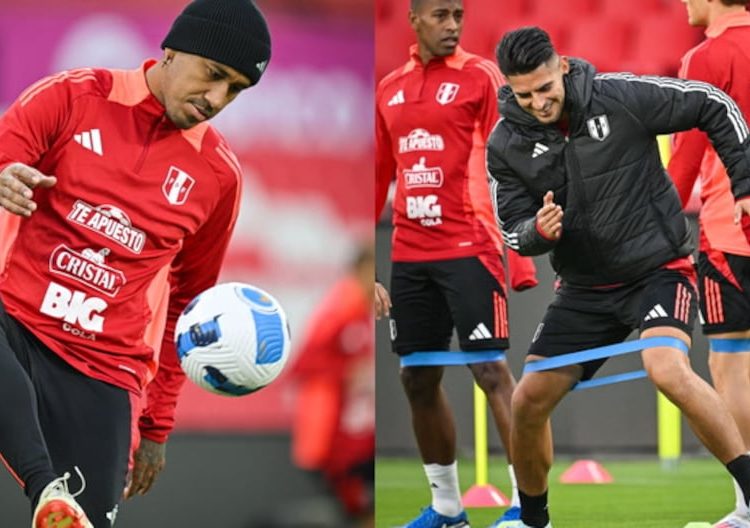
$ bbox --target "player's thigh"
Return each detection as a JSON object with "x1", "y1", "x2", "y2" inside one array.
[
  {"x1": 698, "y1": 250, "x2": 750, "y2": 335},
  {"x1": 390, "y1": 261, "x2": 453, "y2": 354},
  {"x1": 28, "y1": 341, "x2": 132, "y2": 525},
  {"x1": 434, "y1": 255, "x2": 509, "y2": 352},
  {"x1": 529, "y1": 285, "x2": 631, "y2": 381}
]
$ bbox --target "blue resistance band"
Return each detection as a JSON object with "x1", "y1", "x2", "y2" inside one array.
[
  {"x1": 400, "y1": 350, "x2": 506, "y2": 367},
  {"x1": 709, "y1": 338, "x2": 750, "y2": 353},
  {"x1": 523, "y1": 336, "x2": 689, "y2": 391}
]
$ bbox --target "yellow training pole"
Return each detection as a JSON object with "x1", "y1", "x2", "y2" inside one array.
[
  {"x1": 656, "y1": 134, "x2": 682, "y2": 468},
  {"x1": 473, "y1": 382, "x2": 489, "y2": 485}
]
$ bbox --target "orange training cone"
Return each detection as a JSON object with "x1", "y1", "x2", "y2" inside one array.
[
  {"x1": 559, "y1": 459, "x2": 613, "y2": 484},
  {"x1": 462, "y1": 484, "x2": 510, "y2": 507}
]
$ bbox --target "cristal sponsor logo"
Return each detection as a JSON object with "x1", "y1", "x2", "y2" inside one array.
[
  {"x1": 68, "y1": 201, "x2": 146, "y2": 254},
  {"x1": 406, "y1": 194, "x2": 442, "y2": 227},
  {"x1": 404, "y1": 157, "x2": 444, "y2": 189},
  {"x1": 399, "y1": 128, "x2": 445, "y2": 153},
  {"x1": 49, "y1": 245, "x2": 126, "y2": 298},
  {"x1": 40, "y1": 282, "x2": 107, "y2": 333}
]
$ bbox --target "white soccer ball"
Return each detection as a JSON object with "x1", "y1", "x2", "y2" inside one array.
[{"x1": 175, "y1": 282, "x2": 291, "y2": 396}]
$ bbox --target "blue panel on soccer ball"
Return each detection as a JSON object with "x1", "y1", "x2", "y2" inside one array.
[
  {"x1": 203, "y1": 366, "x2": 258, "y2": 396},
  {"x1": 176, "y1": 317, "x2": 222, "y2": 359},
  {"x1": 240, "y1": 286, "x2": 275, "y2": 310},
  {"x1": 253, "y1": 311, "x2": 285, "y2": 364}
]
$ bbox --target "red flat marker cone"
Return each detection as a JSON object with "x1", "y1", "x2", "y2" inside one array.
[
  {"x1": 462, "y1": 484, "x2": 510, "y2": 507},
  {"x1": 559, "y1": 459, "x2": 613, "y2": 484}
]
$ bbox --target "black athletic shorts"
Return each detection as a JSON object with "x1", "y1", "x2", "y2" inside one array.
[
  {"x1": 697, "y1": 249, "x2": 750, "y2": 334},
  {"x1": 0, "y1": 300, "x2": 133, "y2": 527},
  {"x1": 389, "y1": 255, "x2": 509, "y2": 355},
  {"x1": 529, "y1": 261, "x2": 698, "y2": 381}
]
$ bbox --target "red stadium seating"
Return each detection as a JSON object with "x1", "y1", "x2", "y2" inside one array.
[
  {"x1": 620, "y1": 14, "x2": 702, "y2": 76},
  {"x1": 529, "y1": 0, "x2": 598, "y2": 22},
  {"x1": 562, "y1": 17, "x2": 632, "y2": 73}
]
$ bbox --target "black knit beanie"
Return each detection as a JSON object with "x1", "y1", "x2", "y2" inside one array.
[{"x1": 162, "y1": 0, "x2": 271, "y2": 85}]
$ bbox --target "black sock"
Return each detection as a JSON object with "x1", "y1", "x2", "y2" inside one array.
[
  {"x1": 519, "y1": 489, "x2": 549, "y2": 528},
  {"x1": 727, "y1": 455, "x2": 750, "y2": 508}
]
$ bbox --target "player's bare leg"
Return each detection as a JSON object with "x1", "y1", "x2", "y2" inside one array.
[
  {"x1": 641, "y1": 326, "x2": 746, "y2": 461},
  {"x1": 400, "y1": 365, "x2": 468, "y2": 526},
  {"x1": 469, "y1": 360, "x2": 515, "y2": 462},
  {"x1": 510, "y1": 363, "x2": 581, "y2": 527},
  {"x1": 708, "y1": 330, "x2": 750, "y2": 448},
  {"x1": 470, "y1": 359, "x2": 523, "y2": 523},
  {"x1": 642, "y1": 326, "x2": 750, "y2": 527},
  {"x1": 401, "y1": 365, "x2": 456, "y2": 465}
]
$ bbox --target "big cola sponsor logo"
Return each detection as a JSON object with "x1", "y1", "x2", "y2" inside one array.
[
  {"x1": 67, "y1": 201, "x2": 146, "y2": 254},
  {"x1": 40, "y1": 282, "x2": 107, "y2": 335},
  {"x1": 49, "y1": 245, "x2": 126, "y2": 298}
]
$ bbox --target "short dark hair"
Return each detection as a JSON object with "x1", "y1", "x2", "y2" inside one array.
[
  {"x1": 719, "y1": 0, "x2": 748, "y2": 5},
  {"x1": 496, "y1": 26, "x2": 556, "y2": 76}
]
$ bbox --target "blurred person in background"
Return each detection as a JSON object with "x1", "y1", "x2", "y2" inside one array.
[
  {"x1": 0, "y1": 0, "x2": 270, "y2": 525},
  {"x1": 490, "y1": 26, "x2": 750, "y2": 528},
  {"x1": 375, "y1": 0, "x2": 538, "y2": 526},
  {"x1": 669, "y1": 0, "x2": 750, "y2": 526},
  {"x1": 289, "y1": 243, "x2": 375, "y2": 528}
]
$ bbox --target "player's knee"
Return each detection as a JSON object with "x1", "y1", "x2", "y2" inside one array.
[
  {"x1": 400, "y1": 367, "x2": 442, "y2": 401},
  {"x1": 644, "y1": 353, "x2": 692, "y2": 396},
  {"x1": 510, "y1": 380, "x2": 554, "y2": 421},
  {"x1": 473, "y1": 361, "x2": 514, "y2": 394}
]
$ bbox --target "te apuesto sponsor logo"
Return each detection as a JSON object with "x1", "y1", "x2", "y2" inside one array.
[
  {"x1": 67, "y1": 201, "x2": 146, "y2": 254},
  {"x1": 398, "y1": 129, "x2": 445, "y2": 153},
  {"x1": 49, "y1": 246, "x2": 126, "y2": 298}
]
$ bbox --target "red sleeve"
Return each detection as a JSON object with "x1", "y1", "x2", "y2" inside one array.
[
  {"x1": 0, "y1": 70, "x2": 93, "y2": 170},
  {"x1": 473, "y1": 61, "x2": 538, "y2": 291},
  {"x1": 667, "y1": 46, "x2": 716, "y2": 207},
  {"x1": 375, "y1": 87, "x2": 396, "y2": 222},
  {"x1": 507, "y1": 249, "x2": 538, "y2": 291},
  {"x1": 139, "y1": 145, "x2": 242, "y2": 443},
  {"x1": 476, "y1": 59, "x2": 502, "y2": 140}
]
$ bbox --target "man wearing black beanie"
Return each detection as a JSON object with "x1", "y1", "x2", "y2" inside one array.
[{"x1": 0, "y1": 1, "x2": 270, "y2": 527}]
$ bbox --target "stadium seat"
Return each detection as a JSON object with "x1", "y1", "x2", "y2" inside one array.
[
  {"x1": 562, "y1": 17, "x2": 632, "y2": 73},
  {"x1": 599, "y1": 0, "x2": 667, "y2": 22},
  {"x1": 376, "y1": 13, "x2": 414, "y2": 82},
  {"x1": 529, "y1": 0, "x2": 598, "y2": 22},
  {"x1": 620, "y1": 14, "x2": 702, "y2": 76}
]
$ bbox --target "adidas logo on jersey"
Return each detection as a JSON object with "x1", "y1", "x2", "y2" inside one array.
[
  {"x1": 468, "y1": 323, "x2": 493, "y2": 341},
  {"x1": 644, "y1": 304, "x2": 668, "y2": 321},
  {"x1": 532, "y1": 142, "x2": 549, "y2": 158},
  {"x1": 387, "y1": 89, "x2": 405, "y2": 106},
  {"x1": 74, "y1": 129, "x2": 103, "y2": 156}
]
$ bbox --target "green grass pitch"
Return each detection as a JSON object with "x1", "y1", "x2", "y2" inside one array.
[{"x1": 376, "y1": 456, "x2": 733, "y2": 527}]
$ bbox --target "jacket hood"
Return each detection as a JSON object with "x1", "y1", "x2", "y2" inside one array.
[{"x1": 498, "y1": 57, "x2": 596, "y2": 131}]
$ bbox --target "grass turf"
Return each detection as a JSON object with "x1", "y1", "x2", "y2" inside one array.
[{"x1": 376, "y1": 456, "x2": 734, "y2": 527}]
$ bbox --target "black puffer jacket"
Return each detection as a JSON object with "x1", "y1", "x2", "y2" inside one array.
[{"x1": 487, "y1": 59, "x2": 750, "y2": 286}]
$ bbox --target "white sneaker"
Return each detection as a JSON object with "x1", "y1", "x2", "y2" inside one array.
[
  {"x1": 713, "y1": 510, "x2": 750, "y2": 528},
  {"x1": 31, "y1": 467, "x2": 93, "y2": 528},
  {"x1": 498, "y1": 522, "x2": 551, "y2": 528}
]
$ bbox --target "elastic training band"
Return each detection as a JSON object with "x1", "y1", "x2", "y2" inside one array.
[
  {"x1": 524, "y1": 337, "x2": 689, "y2": 373},
  {"x1": 709, "y1": 338, "x2": 750, "y2": 353},
  {"x1": 400, "y1": 350, "x2": 506, "y2": 367},
  {"x1": 523, "y1": 336, "x2": 689, "y2": 391}
]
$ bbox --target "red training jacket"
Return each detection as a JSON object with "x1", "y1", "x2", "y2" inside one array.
[
  {"x1": 0, "y1": 60, "x2": 242, "y2": 443},
  {"x1": 375, "y1": 45, "x2": 536, "y2": 290},
  {"x1": 668, "y1": 10, "x2": 750, "y2": 257}
]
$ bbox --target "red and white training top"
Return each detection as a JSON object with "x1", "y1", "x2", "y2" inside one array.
[
  {"x1": 0, "y1": 60, "x2": 242, "y2": 442},
  {"x1": 668, "y1": 10, "x2": 750, "y2": 257},
  {"x1": 376, "y1": 45, "x2": 536, "y2": 289}
]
